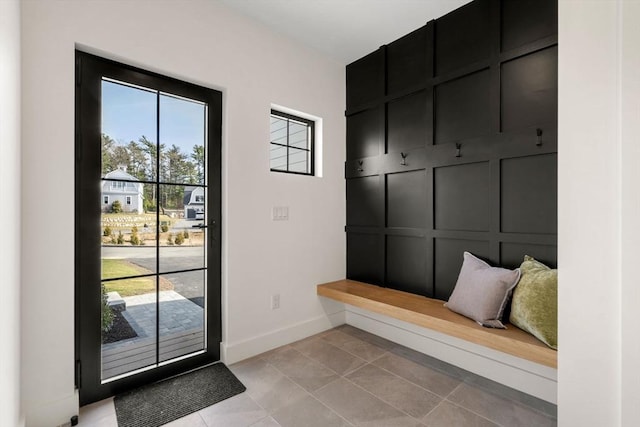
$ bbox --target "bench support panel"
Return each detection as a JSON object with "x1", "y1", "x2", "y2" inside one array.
[
  {"x1": 346, "y1": 305, "x2": 557, "y2": 404},
  {"x1": 317, "y1": 279, "x2": 558, "y2": 403}
]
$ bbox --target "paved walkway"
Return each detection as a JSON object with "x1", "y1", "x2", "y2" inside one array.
[
  {"x1": 121, "y1": 290, "x2": 204, "y2": 338},
  {"x1": 101, "y1": 289, "x2": 205, "y2": 379}
]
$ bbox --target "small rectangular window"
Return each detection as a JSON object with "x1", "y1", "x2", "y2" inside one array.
[
  {"x1": 270, "y1": 110, "x2": 314, "y2": 175},
  {"x1": 126, "y1": 196, "x2": 132, "y2": 205},
  {"x1": 103, "y1": 196, "x2": 109, "y2": 204}
]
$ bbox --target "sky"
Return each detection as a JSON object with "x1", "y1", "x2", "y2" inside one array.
[{"x1": 101, "y1": 79, "x2": 206, "y2": 157}]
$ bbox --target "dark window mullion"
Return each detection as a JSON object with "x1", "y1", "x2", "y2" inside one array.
[
  {"x1": 308, "y1": 126, "x2": 313, "y2": 174},
  {"x1": 285, "y1": 146, "x2": 311, "y2": 153},
  {"x1": 286, "y1": 118, "x2": 290, "y2": 172},
  {"x1": 155, "y1": 90, "x2": 161, "y2": 368},
  {"x1": 270, "y1": 141, "x2": 290, "y2": 149},
  {"x1": 102, "y1": 267, "x2": 207, "y2": 283},
  {"x1": 102, "y1": 273, "x2": 157, "y2": 283}
]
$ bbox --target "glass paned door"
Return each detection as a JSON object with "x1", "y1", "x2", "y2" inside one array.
[
  {"x1": 76, "y1": 51, "x2": 221, "y2": 405},
  {"x1": 100, "y1": 79, "x2": 208, "y2": 381}
]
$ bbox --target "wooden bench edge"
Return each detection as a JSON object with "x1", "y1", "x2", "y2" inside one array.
[{"x1": 318, "y1": 279, "x2": 557, "y2": 368}]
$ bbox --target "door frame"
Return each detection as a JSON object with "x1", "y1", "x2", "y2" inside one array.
[{"x1": 74, "y1": 51, "x2": 222, "y2": 405}]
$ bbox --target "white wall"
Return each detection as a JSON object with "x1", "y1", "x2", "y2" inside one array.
[
  {"x1": 20, "y1": 0, "x2": 345, "y2": 424},
  {"x1": 558, "y1": 1, "x2": 640, "y2": 425},
  {"x1": 0, "y1": 0, "x2": 23, "y2": 425},
  {"x1": 620, "y1": 2, "x2": 640, "y2": 424}
]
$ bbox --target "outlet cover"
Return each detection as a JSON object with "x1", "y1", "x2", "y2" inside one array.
[{"x1": 271, "y1": 294, "x2": 280, "y2": 310}]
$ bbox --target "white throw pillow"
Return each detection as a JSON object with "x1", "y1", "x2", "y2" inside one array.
[{"x1": 445, "y1": 252, "x2": 521, "y2": 329}]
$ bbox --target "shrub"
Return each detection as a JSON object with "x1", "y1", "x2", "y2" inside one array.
[
  {"x1": 183, "y1": 230, "x2": 189, "y2": 240},
  {"x1": 161, "y1": 224, "x2": 169, "y2": 233},
  {"x1": 111, "y1": 200, "x2": 123, "y2": 213},
  {"x1": 166, "y1": 233, "x2": 174, "y2": 245},
  {"x1": 101, "y1": 284, "x2": 114, "y2": 333},
  {"x1": 174, "y1": 233, "x2": 184, "y2": 245},
  {"x1": 110, "y1": 235, "x2": 117, "y2": 244},
  {"x1": 144, "y1": 199, "x2": 156, "y2": 213},
  {"x1": 103, "y1": 226, "x2": 112, "y2": 237},
  {"x1": 117, "y1": 231, "x2": 124, "y2": 245},
  {"x1": 130, "y1": 225, "x2": 142, "y2": 245}
]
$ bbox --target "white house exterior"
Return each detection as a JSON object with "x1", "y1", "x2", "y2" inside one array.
[
  {"x1": 102, "y1": 169, "x2": 144, "y2": 214},
  {"x1": 183, "y1": 186, "x2": 205, "y2": 219}
]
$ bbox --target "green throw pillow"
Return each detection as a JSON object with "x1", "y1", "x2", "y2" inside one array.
[{"x1": 509, "y1": 255, "x2": 557, "y2": 349}]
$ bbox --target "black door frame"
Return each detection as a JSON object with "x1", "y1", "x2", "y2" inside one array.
[{"x1": 75, "y1": 51, "x2": 222, "y2": 405}]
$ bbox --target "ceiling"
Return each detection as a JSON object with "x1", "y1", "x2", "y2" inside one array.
[{"x1": 219, "y1": 0, "x2": 471, "y2": 64}]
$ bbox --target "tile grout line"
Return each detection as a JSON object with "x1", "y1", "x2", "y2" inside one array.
[
  {"x1": 246, "y1": 415, "x2": 282, "y2": 427},
  {"x1": 439, "y1": 382, "x2": 505, "y2": 426},
  {"x1": 341, "y1": 372, "x2": 429, "y2": 423},
  {"x1": 306, "y1": 372, "x2": 342, "y2": 396},
  {"x1": 233, "y1": 355, "x2": 310, "y2": 415},
  {"x1": 441, "y1": 398, "x2": 504, "y2": 427},
  {"x1": 306, "y1": 387, "x2": 357, "y2": 427},
  {"x1": 263, "y1": 344, "x2": 340, "y2": 387},
  {"x1": 251, "y1": 346, "x2": 355, "y2": 427},
  {"x1": 439, "y1": 382, "x2": 510, "y2": 427},
  {"x1": 450, "y1": 379, "x2": 557, "y2": 425},
  {"x1": 198, "y1": 389, "x2": 273, "y2": 427},
  {"x1": 258, "y1": 345, "x2": 347, "y2": 410},
  {"x1": 371, "y1": 356, "x2": 460, "y2": 400},
  {"x1": 264, "y1": 331, "x2": 386, "y2": 425},
  {"x1": 319, "y1": 330, "x2": 390, "y2": 362},
  {"x1": 196, "y1": 409, "x2": 216, "y2": 427},
  {"x1": 294, "y1": 337, "x2": 369, "y2": 376},
  {"x1": 413, "y1": 379, "x2": 466, "y2": 422},
  {"x1": 284, "y1": 331, "x2": 393, "y2": 393}
]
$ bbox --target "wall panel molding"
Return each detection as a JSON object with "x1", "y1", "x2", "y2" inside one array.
[{"x1": 345, "y1": 0, "x2": 558, "y2": 298}]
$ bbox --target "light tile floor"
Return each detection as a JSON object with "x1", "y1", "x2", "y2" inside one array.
[{"x1": 77, "y1": 325, "x2": 557, "y2": 427}]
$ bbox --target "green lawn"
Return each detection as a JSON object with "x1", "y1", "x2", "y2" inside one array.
[{"x1": 102, "y1": 259, "x2": 172, "y2": 297}]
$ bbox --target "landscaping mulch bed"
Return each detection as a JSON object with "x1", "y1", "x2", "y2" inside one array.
[{"x1": 102, "y1": 311, "x2": 138, "y2": 344}]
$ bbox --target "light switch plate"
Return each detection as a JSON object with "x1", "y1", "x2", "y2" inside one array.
[{"x1": 272, "y1": 206, "x2": 289, "y2": 221}]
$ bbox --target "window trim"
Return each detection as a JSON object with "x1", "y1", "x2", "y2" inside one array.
[{"x1": 270, "y1": 109, "x2": 315, "y2": 176}]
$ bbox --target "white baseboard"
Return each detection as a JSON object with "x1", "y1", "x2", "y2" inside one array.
[
  {"x1": 24, "y1": 390, "x2": 78, "y2": 427},
  {"x1": 221, "y1": 310, "x2": 346, "y2": 365},
  {"x1": 345, "y1": 306, "x2": 557, "y2": 404}
]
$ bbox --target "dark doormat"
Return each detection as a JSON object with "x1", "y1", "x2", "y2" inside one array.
[{"x1": 114, "y1": 363, "x2": 246, "y2": 427}]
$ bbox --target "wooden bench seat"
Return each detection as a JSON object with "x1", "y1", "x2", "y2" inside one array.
[{"x1": 317, "y1": 279, "x2": 557, "y2": 368}]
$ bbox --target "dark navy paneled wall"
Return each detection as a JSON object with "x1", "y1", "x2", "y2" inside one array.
[{"x1": 345, "y1": 0, "x2": 558, "y2": 298}]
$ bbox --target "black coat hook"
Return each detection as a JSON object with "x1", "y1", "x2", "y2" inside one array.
[
  {"x1": 357, "y1": 160, "x2": 364, "y2": 172},
  {"x1": 400, "y1": 152, "x2": 407, "y2": 166},
  {"x1": 455, "y1": 143, "x2": 462, "y2": 158},
  {"x1": 536, "y1": 128, "x2": 543, "y2": 146}
]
